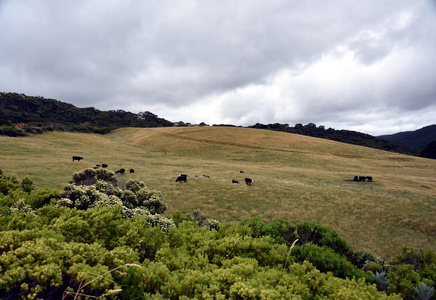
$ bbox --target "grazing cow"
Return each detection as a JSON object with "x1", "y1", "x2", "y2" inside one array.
[
  {"x1": 359, "y1": 176, "x2": 366, "y2": 182},
  {"x1": 245, "y1": 178, "x2": 253, "y2": 186},
  {"x1": 115, "y1": 168, "x2": 126, "y2": 174},
  {"x1": 102, "y1": 164, "x2": 108, "y2": 168},
  {"x1": 353, "y1": 176, "x2": 359, "y2": 181},
  {"x1": 175, "y1": 174, "x2": 188, "y2": 182},
  {"x1": 130, "y1": 169, "x2": 135, "y2": 173},
  {"x1": 366, "y1": 176, "x2": 373, "y2": 182},
  {"x1": 203, "y1": 175, "x2": 210, "y2": 178},
  {"x1": 72, "y1": 156, "x2": 83, "y2": 162},
  {"x1": 232, "y1": 180, "x2": 239, "y2": 183},
  {"x1": 240, "y1": 171, "x2": 244, "y2": 173}
]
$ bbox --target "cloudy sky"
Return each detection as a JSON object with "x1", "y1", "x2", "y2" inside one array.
[{"x1": 1, "y1": 0, "x2": 436, "y2": 135}]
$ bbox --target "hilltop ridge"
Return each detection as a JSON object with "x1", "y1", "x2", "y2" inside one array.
[
  {"x1": 0, "y1": 92, "x2": 173, "y2": 134},
  {"x1": 0, "y1": 91, "x2": 430, "y2": 157}
]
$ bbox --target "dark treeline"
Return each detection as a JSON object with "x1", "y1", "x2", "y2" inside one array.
[
  {"x1": 249, "y1": 122, "x2": 421, "y2": 156},
  {"x1": 0, "y1": 92, "x2": 173, "y2": 136}
]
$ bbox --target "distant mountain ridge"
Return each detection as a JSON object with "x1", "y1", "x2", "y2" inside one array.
[
  {"x1": 378, "y1": 124, "x2": 436, "y2": 150},
  {"x1": 0, "y1": 92, "x2": 173, "y2": 135}
]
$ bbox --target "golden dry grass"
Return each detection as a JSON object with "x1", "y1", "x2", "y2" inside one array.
[{"x1": 1, "y1": 126, "x2": 435, "y2": 259}]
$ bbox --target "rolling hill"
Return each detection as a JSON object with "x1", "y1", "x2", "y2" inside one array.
[{"x1": 0, "y1": 126, "x2": 435, "y2": 259}]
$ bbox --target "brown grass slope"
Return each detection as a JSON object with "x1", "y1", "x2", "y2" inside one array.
[{"x1": 1, "y1": 126, "x2": 435, "y2": 259}]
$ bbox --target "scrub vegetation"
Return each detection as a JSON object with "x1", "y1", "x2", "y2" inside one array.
[{"x1": 1, "y1": 168, "x2": 436, "y2": 299}]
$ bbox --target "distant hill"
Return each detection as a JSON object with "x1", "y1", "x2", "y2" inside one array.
[
  {"x1": 0, "y1": 92, "x2": 173, "y2": 135},
  {"x1": 249, "y1": 122, "x2": 420, "y2": 156},
  {"x1": 0, "y1": 92, "x2": 425, "y2": 157},
  {"x1": 378, "y1": 124, "x2": 436, "y2": 150}
]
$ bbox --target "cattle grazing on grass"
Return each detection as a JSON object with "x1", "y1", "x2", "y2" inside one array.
[
  {"x1": 102, "y1": 164, "x2": 108, "y2": 168},
  {"x1": 245, "y1": 178, "x2": 253, "y2": 186},
  {"x1": 353, "y1": 175, "x2": 373, "y2": 182},
  {"x1": 115, "y1": 168, "x2": 126, "y2": 174},
  {"x1": 130, "y1": 169, "x2": 135, "y2": 173},
  {"x1": 240, "y1": 171, "x2": 244, "y2": 173},
  {"x1": 175, "y1": 174, "x2": 188, "y2": 182},
  {"x1": 72, "y1": 156, "x2": 83, "y2": 162},
  {"x1": 203, "y1": 175, "x2": 210, "y2": 178},
  {"x1": 232, "y1": 180, "x2": 239, "y2": 183}
]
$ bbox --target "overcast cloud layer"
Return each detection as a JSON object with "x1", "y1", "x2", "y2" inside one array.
[{"x1": 1, "y1": 0, "x2": 436, "y2": 135}]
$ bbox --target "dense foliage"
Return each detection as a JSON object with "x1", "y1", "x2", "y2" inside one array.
[
  {"x1": 0, "y1": 169, "x2": 435, "y2": 299},
  {"x1": 0, "y1": 92, "x2": 173, "y2": 136},
  {"x1": 420, "y1": 141, "x2": 436, "y2": 159},
  {"x1": 379, "y1": 125, "x2": 436, "y2": 150},
  {"x1": 249, "y1": 122, "x2": 420, "y2": 156}
]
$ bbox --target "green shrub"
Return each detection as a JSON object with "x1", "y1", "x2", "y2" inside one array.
[
  {"x1": 291, "y1": 243, "x2": 368, "y2": 280},
  {"x1": 387, "y1": 264, "x2": 421, "y2": 299},
  {"x1": 353, "y1": 248, "x2": 384, "y2": 269},
  {"x1": 367, "y1": 261, "x2": 384, "y2": 273},
  {"x1": 26, "y1": 188, "x2": 60, "y2": 209},
  {"x1": 296, "y1": 222, "x2": 353, "y2": 258},
  {"x1": 390, "y1": 246, "x2": 436, "y2": 287},
  {"x1": 241, "y1": 217, "x2": 297, "y2": 245}
]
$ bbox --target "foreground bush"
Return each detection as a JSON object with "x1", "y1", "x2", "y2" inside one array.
[{"x1": 0, "y1": 169, "x2": 433, "y2": 299}]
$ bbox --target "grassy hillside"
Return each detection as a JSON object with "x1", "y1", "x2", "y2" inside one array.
[{"x1": 1, "y1": 126, "x2": 435, "y2": 259}]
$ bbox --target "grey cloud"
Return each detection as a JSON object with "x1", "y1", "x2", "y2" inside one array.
[{"x1": 1, "y1": 0, "x2": 435, "y2": 135}]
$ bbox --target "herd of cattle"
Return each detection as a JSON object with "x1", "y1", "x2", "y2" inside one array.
[
  {"x1": 73, "y1": 156, "x2": 372, "y2": 186},
  {"x1": 175, "y1": 173, "x2": 254, "y2": 185},
  {"x1": 73, "y1": 156, "x2": 251, "y2": 185},
  {"x1": 72, "y1": 156, "x2": 133, "y2": 174}
]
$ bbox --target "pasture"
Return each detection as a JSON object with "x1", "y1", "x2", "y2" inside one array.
[{"x1": 1, "y1": 126, "x2": 435, "y2": 259}]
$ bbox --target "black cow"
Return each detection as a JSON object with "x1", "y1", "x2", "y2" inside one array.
[
  {"x1": 232, "y1": 180, "x2": 239, "y2": 183},
  {"x1": 175, "y1": 174, "x2": 188, "y2": 182},
  {"x1": 353, "y1": 176, "x2": 359, "y2": 181},
  {"x1": 366, "y1": 176, "x2": 373, "y2": 182},
  {"x1": 115, "y1": 168, "x2": 126, "y2": 174},
  {"x1": 203, "y1": 175, "x2": 210, "y2": 178},
  {"x1": 72, "y1": 156, "x2": 83, "y2": 162},
  {"x1": 240, "y1": 171, "x2": 244, "y2": 173},
  {"x1": 359, "y1": 176, "x2": 366, "y2": 182},
  {"x1": 245, "y1": 178, "x2": 253, "y2": 186},
  {"x1": 130, "y1": 169, "x2": 135, "y2": 173},
  {"x1": 102, "y1": 164, "x2": 108, "y2": 168}
]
